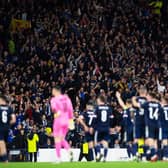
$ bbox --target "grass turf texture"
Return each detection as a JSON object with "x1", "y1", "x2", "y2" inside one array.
[{"x1": 1, "y1": 162, "x2": 168, "y2": 168}]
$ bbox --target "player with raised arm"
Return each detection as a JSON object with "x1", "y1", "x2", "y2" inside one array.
[
  {"x1": 116, "y1": 91, "x2": 135, "y2": 160},
  {"x1": 50, "y1": 86, "x2": 74, "y2": 163},
  {"x1": 132, "y1": 91, "x2": 161, "y2": 161},
  {"x1": 160, "y1": 95, "x2": 168, "y2": 161},
  {"x1": 78, "y1": 100, "x2": 96, "y2": 161},
  {"x1": 0, "y1": 95, "x2": 16, "y2": 162},
  {"x1": 94, "y1": 95, "x2": 113, "y2": 162}
]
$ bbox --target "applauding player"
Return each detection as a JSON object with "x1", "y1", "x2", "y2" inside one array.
[
  {"x1": 133, "y1": 91, "x2": 161, "y2": 161},
  {"x1": 160, "y1": 95, "x2": 168, "y2": 161},
  {"x1": 78, "y1": 100, "x2": 96, "y2": 161},
  {"x1": 133, "y1": 87, "x2": 147, "y2": 159},
  {"x1": 94, "y1": 95, "x2": 113, "y2": 162},
  {"x1": 116, "y1": 91, "x2": 135, "y2": 159}
]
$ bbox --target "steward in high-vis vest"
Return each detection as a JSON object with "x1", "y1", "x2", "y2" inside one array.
[{"x1": 27, "y1": 131, "x2": 39, "y2": 162}]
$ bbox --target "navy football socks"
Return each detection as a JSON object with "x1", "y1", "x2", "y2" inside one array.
[
  {"x1": 89, "y1": 148, "x2": 94, "y2": 161},
  {"x1": 104, "y1": 148, "x2": 108, "y2": 160},
  {"x1": 132, "y1": 143, "x2": 138, "y2": 156},
  {"x1": 95, "y1": 144, "x2": 101, "y2": 157},
  {"x1": 126, "y1": 144, "x2": 132, "y2": 158},
  {"x1": 163, "y1": 145, "x2": 168, "y2": 158}
]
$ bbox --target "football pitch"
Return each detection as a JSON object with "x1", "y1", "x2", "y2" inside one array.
[{"x1": 1, "y1": 162, "x2": 168, "y2": 168}]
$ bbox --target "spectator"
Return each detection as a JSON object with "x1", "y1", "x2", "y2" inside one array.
[
  {"x1": 0, "y1": 0, "x2": 167, "y2": 149},
  {"x1": 14, "y1": 129, "x2": 26, "y2": 161},
  {"x1": 43, "y1": 138, "x2": 53, "y2": 148}
]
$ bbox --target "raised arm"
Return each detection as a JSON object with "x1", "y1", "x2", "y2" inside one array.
[
  {"x1": 115, "y1": 91, "x2": 127, "y2": 110},
  {"x1": 132, "y1": 96, "x2": 140, "y2": 108}
]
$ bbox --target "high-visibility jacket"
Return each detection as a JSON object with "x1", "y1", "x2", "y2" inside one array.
[{"x1": 27, "y1": 133, "x2": 39, "y2": 153}]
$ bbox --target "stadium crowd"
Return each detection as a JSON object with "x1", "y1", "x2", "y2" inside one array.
[{"x1": 0, "y1": 0, "x2": 168, "y2": 154}]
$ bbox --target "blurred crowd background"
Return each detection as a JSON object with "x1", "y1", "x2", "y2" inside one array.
[{"x1": 0, "y1": 0, "x2": 168, "y2": 154}]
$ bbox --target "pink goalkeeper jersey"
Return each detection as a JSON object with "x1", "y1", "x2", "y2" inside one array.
[{"x1": 50, "y1": 94, "x2": 73, "y2": 125}]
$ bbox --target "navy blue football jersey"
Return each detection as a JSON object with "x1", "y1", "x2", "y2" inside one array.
[
  {"x1": 0, "y1": 105, "x2": 13, "y2": 130},
  {"x1": 122, "y1": 108, "x2": 134, "y2": 128},
  {"x1": 80, "y1": 110, "x2": 96, "y2": 127},
  {"x1": 135, "y1": 97, "x2": 147, "y2": 125},
  {"x1": 160, "y1": 105, "x2": 168, "y2": 128},
  {"x1": 141, "y1": 101, "x2": 161, "y2": 127},
  {"x1": 94, "y1": 105, "x2": 113, "y2": 131}
]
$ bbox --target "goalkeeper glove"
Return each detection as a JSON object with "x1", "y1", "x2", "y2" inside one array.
[{"x1": 69, "y1": 119, "x2": 75, "y2": 130}]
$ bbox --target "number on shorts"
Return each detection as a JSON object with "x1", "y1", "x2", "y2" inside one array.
[{"x1": 2, "y1": 111, "x2": 8, "y2": 123}]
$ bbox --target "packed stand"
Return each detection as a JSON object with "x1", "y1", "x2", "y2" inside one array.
[{"x1": 0, "y1": 0, "x2": 167, "y2": 154}]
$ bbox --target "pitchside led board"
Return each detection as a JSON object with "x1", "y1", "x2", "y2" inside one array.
[
  {"x1": 37, "y1": 149, "x2": 129, "y2": 162},
  {"x1": 11, "y1": 148, "x2": 130, "y2": 162},
  {"x1": 9, "y1": 149, "x2": 129, "y2": 162}
]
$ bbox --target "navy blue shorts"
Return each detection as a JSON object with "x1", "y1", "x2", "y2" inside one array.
[
  {"x1": 124, "y1": 127, "x2": 133, "y2": 142},
  {"x1": 0, "y1": 129, "x2": 8, "y2": 141},
  {"x1": 94, "y1": 130, "x2": 110, "y2": 142},
  {"x1": 134, "y1": 124, "x2": 145, "y2": 139},
  {"x1": 145, "y1": 125, "x2": 159, "y2": 139},
  {"x1": 85, "y1": 132, "x2": 94, "y2": 142},
  {"x1": 161, "y1": 127, "x2": 168, "y2": 140}
]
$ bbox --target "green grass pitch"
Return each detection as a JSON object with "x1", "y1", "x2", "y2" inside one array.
[{"x1": 1, "y1": 162, "x2": 168, "y2": 168}]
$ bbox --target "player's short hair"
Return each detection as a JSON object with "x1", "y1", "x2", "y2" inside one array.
[
  {"x1": 98, "y1": 95, "x2": 106, "y2": 103},
  {"x1": 53, "y1": 85, "x2": 61, "y2": 91},
  {"x1": 139, "y1": 86, "x2": 147, "y2": 93},
  {"x1": 148, "y1": 91, "x2": 159, "y2": 100},
  {"x1": 87, "y1": 100, "x2": 94, "y2": 106},
  {"x1": 0, "y1": 94, "x2": 8, "y2": 103}
]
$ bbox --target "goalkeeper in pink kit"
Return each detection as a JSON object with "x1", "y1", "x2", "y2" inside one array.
[{"x1": 50, "y1": 86, "x2": 74, "y2": 162}]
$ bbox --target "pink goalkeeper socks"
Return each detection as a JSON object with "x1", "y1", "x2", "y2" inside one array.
[
  {"x1": 55, "y1": 140, "x2": 70, "y2": 159},
  {"x1": 61, "y1": 140, "x2": 70, "y2": 150},
  {"x1": 55, "y1": 142, "x2": 61, "y2": 158}
]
